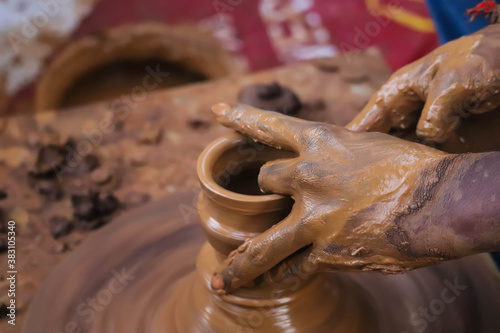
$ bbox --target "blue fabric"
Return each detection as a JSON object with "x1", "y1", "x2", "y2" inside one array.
[
  {"x1": 492, "y1": 252, "x2": 500, "y2": 269},
  {"x1": 425, "y1": 0, "x2": 489, "y2": 43}
]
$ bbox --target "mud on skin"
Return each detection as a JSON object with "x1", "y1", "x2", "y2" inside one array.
[
  {"x1": 347, "y1": 25, "x2": 500, "y2": 144},
  {"x1": 22, "y1": 114, "x2": 500, "y2": 333},
  {"x1": 210, "y1": 103, "x2": 500, "y2": 292}
]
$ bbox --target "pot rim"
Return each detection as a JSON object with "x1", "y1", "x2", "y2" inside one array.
[{"x1": 197, "y1": 133, "x2": 291, "y2": 211}]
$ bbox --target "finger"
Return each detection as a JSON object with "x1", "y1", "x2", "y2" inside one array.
[
  {"x1": 258, "y1": 158, "x2": 297, "y2": 195},
  {"x1": 346, "y1": 76, "x2": 424, "y2": 132},
  {"x1": 212, "y1": 103, "x2": 309, "y2": 152},
  {"x1": 255, "y1": 246, "x2": 316, "y2": 288},
  {"x1": 211, "y1": 206, "x2": 314, "y2": 291},
  {"x1": 417, "y1": 79, "x2": 500, "y2": 142},
  {"x1": 345, "y1": 96, "x2": 392, "y2": 132},
  {"x1": 416, "y1": 85, "x2": 461, "y2": 143}
]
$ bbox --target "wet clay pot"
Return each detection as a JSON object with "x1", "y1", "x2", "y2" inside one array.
[
  {"x1": 163, "y1": 133, "x2": 377, "y2": 332},
  {"x1": 35, "y1": 23, "x2": 243, "y2": 111},
  {"x1": 24, "y1": 134, "x2": 500, "y2": 333}
]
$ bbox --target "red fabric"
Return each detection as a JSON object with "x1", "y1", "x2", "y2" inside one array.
[
  {"x1": 73, "y1": 0, "x2": 438, "y2": 71},
  {"x1": 468, "y1": 1, "x2": 496, "y2": 15}
]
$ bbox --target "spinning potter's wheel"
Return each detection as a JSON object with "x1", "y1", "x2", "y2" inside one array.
[
  {"x1": 23, "y1": 193, "x2": 205, "y2": 333},
  {"x1": 24, "y1": 135, "x2": 500, "y2": 333}
]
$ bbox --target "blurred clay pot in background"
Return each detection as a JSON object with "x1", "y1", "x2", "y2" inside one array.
[{"x1": 35, "y1": 23, "x2": 245, "y2": 111}]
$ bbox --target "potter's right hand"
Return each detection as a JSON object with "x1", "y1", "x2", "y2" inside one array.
[{"x1": 210, "y1": 104, "x2": 454, "y2": 292}]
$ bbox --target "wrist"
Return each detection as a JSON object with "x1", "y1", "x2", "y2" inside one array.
[
  {"x1": 392, "y1": 153, "x2": 500, "y2": 260},
  {"x1": 384, "y1": 154, "x2": 459, "y2": 260}
]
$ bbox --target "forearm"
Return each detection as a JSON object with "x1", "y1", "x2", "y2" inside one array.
[{"x1": 397, "y1": 152, "x2": 500, "y2": 259}]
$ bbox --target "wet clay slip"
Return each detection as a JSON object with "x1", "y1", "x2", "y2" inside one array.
[
  {"x1": 23, "y1": 134, "x2": 500, "y2": 332},
  {"x1": 347, "y1": 25, "x2": 500, "y2": 151}
]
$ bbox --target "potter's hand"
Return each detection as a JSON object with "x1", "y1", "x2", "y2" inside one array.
[
  {"x1": 347, "y1": 25, "x2": 500, "y2": 143},
  {"x1": 210, "y1": 103, "x2": 453, "y2": 292}
]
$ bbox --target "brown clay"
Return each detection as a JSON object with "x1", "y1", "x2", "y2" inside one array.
[
  {"x1": 0, "y1": 53, "x2": 394, "y2": 332},
  {"x1": 347, "y1": 25, "x2": 500, "y2": 146},
  {"x1": 23, "y1": 133, "x2": 500, "y2": 333},
  {"x1": 211, "y1": 104, "x2": 500, "y2": 289},
  {"x1": 35, "y1": 23, "x2": 243, "y2": 111},
  {"x1": 19, "y1": 32, "x2": 500, "y2": 329},
  {"x1": 237, "y1": 82, "x2": 303, "y2": 115}
]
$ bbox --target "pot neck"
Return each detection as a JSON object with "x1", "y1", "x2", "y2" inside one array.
[{"x1": 196, "y1": 133, "x2": 294, "y2": 255}]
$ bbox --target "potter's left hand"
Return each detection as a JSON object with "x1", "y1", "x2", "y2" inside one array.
[
  {"x1": 210, "y1": 103, "x2": 453, "y2": 292},
  {"x1": 347, "y1": 25, "x2": 500, "y2": 143}
]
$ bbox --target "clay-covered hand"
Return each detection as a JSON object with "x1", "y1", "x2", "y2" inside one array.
[
  {"x1": 210, "y1": 103, "x2": 450, "y2": 291},
  {"x1": 347, "y1": 25, "x2": 500, "y2": 143}
]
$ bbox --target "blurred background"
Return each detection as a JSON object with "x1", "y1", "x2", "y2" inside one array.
[
  {"x1": 0, "y1": 0, "x2": 439, "y2": 116},
  {"x1": 4, "y1": 1, "x2": 497, "y2": 332}
]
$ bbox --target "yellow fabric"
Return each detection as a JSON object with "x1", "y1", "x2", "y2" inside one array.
[{"x1": 365, "y1": 0, "x2": 435, "y2": 33}]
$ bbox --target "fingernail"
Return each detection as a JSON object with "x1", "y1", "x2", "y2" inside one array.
[
  {"x1": 211, "y1": 274, "x2": 225, "y2": 290},
  {"x1": 212, "y1": 103, "x2": 230, "y2": 118}
]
